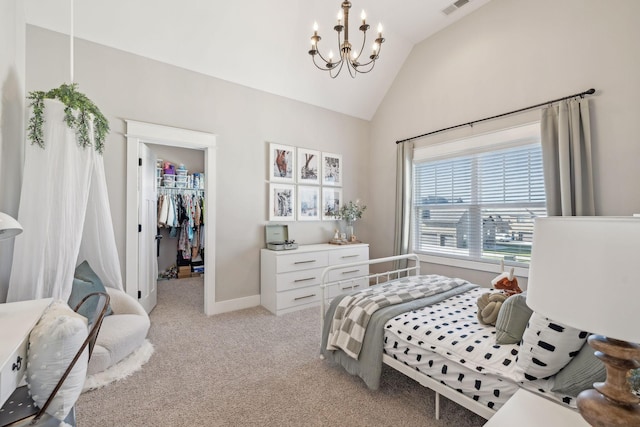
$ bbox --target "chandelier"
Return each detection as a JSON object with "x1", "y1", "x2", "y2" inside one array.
[{"x1": 308, "y1": 1, "x2": 385, "y2": 78}]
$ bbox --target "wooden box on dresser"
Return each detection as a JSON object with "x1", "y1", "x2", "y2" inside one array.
[{"x1": 261, "y1": 243, "x2": 369, "y2": 315}]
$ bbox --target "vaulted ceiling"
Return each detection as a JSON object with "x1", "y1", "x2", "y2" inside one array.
[{"x1": 24, "y1": 0, "x2": 491, "y2": 120}]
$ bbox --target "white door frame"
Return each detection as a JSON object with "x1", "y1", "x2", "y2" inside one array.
[{"x1": 125, "y1": 120, "x2": 217, "y2": 315}]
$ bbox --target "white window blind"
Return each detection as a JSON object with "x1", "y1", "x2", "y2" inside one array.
[{"x1": 412, "y1": 123, "x2": 546, "y2": 265}]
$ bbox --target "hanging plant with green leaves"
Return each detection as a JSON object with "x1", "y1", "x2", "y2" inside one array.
[{"x1": 27, "y1": 83, "x2": 109, "y2": 153}]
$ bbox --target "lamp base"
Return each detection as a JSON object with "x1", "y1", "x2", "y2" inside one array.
[
  {"x1": 578, "y1": 389, "x2": 640, "y2": 427},
  {"x1": 577, "y1": 335, "x2": 640, "y2": 427}
]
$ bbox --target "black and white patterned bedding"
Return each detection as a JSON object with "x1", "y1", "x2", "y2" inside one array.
[
  {"x1": 383, "y1": 287, "x2": 577, "y2": 411},
  {"x1": 384, "y1": 334, "x2": 520, "y2": 410},
  {"x1": 327, "y1": 275, "x2": 467, "y2": 359}
]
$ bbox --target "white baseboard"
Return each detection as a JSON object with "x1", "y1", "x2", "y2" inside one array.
[{"x1": 207, "y1": 294, "x2": 261, "y2": 315}]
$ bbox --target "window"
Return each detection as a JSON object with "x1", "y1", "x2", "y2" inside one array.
[{"x1": 412, "y1": 123, "x2": 546, "y2": 265}]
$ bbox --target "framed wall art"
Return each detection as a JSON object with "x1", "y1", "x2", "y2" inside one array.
[
  {"x1": 297, "y1": 186, "x2": 320, "y2": 221},
  {"x1": 269, "y1": 183, "x2": 296, "y2": 221},
  {"x1": 297, "y1": 148, "x2": 320, "y2": 185},
  {"x1": 321, "y1": 152, "x2": 342, "y2": 186},
  {"x1": 322, "y1": 187, "x2": 342, "y2": 221},
  {"x1": 269, "y1": 143, "x2": 296, "y2": 183}
]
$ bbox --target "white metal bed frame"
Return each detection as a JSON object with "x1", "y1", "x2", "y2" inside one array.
[{"x1": 319, "y1": 253, "x2": 496, "y2": 421}]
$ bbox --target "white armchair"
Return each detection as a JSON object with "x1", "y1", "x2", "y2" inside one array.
[{"x1": 87, "y1": 287, "x2": 150, "y2": 376}]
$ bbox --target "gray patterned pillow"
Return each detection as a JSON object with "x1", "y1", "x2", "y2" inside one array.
[
  {"x1": 495, "y1": 293, "x2": 533, "y2": 345},
  {"x1": 552, "y1": 341, "x2": 605, "y2": 397},
  {"x1": 515, "y1": 312, "x2": 588, "y2": 380}
]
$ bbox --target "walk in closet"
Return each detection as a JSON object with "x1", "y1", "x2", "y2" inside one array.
[{"x1": 151, "y1": 145, "x2": 206, "y2": 280}]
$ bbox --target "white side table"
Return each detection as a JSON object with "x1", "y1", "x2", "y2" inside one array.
[{"x1": 484, "y1": 389, "x2": 590, "y2": 427}]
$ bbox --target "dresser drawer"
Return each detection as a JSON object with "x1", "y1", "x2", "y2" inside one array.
[
  {"x1": 329, "y1": 247, "x2": 369, "y2": 265},
  {"x1": 276, "y1": 286, "x2": 321, "y2": 310},
  {"x1": 276, "y1": 268, "x2": 324, "y2": 292},
  {"x1": 0, "y1": 335, "x2": 28, "y2": 407},
  {"x1": 276, "y1": 251, "x2": 329, "y2": 273},
  {"x1": 327, "y1": 264, "x2": 369, "y2": 282},
  {"x1": 328, "y1": 277, "x2": 368, "y2": 298},
  {"x1": 326, "y1": 264, "x2": 369, "y2": 298}
]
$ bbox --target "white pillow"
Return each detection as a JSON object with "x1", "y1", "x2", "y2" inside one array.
[
  {"x1": 515, "y1": 312, "x2": 588, "y2": 380},
  {"x1": 27, "y1": 301, "x2": 89, "y2": 420}
]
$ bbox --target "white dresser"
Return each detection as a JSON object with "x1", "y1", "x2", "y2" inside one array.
[{"x1": 260, "y1": 243, "x2": 369, "y2": 315}]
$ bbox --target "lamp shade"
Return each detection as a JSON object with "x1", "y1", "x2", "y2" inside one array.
[
  {"x1": 527, "y1": 217, "x2": 640, "y2": 344},
  {"x1": 0, "y1": 212, "x2": 23, "y2": 240}
]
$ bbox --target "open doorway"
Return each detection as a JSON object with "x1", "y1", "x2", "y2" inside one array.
[
  {"x1": 151, "y1": 144, "x2": 204, "y2": 280},
  {"x1": 125, "y1": 121, "x2": 217, "y2": 315}
]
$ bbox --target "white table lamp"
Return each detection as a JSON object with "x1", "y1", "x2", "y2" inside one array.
[
  {"x1": 0, "y1": 212, "x2": 22, "y2": 240},
  {"x1": 527, "y1": 217, "x2": 640, "y2": 426}
]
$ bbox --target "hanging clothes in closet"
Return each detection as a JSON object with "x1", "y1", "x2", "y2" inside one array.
[{"x1": 157, "y1": 189, "x2": 206, "y2": 267}]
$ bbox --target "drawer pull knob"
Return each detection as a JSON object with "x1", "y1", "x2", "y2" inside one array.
[
  {"x1": 12, "y1": 356, "x2": 22, "y2": 371},
  {"x1": 341, "y1": 255, "x2": 359, "y2": 258},
  {"x1": 342, "y1": 269, "x2": 360, "y2": 274},
  {"x1": 294, "y1": 294, "x2": 316, "y2": 301},
  {"x1": 294, "y1": 260, "x2": 316, "y2": 264},
  {"x1": 294, "y1": 277, "x2": 316, "y2": 283},
  {"x1": 341, "y1": 285, "x2": 355, "y2": 290}
]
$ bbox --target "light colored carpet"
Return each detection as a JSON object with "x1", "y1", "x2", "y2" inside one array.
[{"x1": 76, "y1": 277, "x2": 486, "y2": 426}]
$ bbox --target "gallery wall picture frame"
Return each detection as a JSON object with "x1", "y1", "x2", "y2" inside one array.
[
  {"x1": 297, "y1": 186, "x2": 321, "y2": 221},
  {"x1": 321, "y1": 152, "x2": 342, "y2": 187},
  {"x1": 297, "y1": 148, "x2": 320, "y2": 185},
  {"x1": 269, "y1": 183, "x2": 296, "y2": 221},
  {"x1": 269, "y1": 142, "x2": 296, "y2": 183},
  {"x1": 322, "y1": 187, "x2": 343, "y2": 221}
]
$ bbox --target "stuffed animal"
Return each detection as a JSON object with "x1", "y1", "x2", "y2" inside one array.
[
  {"x1": 476, "y1": 261, "x2": 523, "y2": 325},
  {"x1": 477, "y1": 292, "x2": 508, "y2": 325},
  {"x1": 491, "y1": 265, "x2": 522, "y2": 297}
]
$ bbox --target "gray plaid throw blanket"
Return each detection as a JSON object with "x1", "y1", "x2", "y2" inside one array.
[{"x1": 326, "y1": 274, "x2": 468, "y2": 359}]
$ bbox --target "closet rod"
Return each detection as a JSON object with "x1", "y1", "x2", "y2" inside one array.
[{"x1": 395, "y1": 88, "x2": 596, "y2": 144}]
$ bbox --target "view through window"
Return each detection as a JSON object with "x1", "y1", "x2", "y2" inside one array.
[{"x1": 412, "y1": 124, "x2": 547, "y2": 265}]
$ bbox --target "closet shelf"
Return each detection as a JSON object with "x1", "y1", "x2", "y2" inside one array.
[{"x1": 158, "y1": 187, "x2": 205, "y2": 194}]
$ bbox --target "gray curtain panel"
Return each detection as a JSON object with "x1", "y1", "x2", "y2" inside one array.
[
  {"x1": 393, "y1": 141, "x2": 414, "y2": 270},
  {"x1": 540, "y1": 98, "x2": 595, "y2": 216}
]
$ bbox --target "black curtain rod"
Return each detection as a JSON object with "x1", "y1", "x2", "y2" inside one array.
[{"x1": 395, "y1": 88, "x2": 596, "y2": 144}]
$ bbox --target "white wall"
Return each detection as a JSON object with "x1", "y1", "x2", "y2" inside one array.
[
  {"x1": 369, "y1": 0, "x2": 640, "y2": 286},
  {"x1": 14, "y1": 0, "x2": 640, "y2": 302},
  {"x1": 0, "y1": 0, "x2": 25, "y2": 302},
  {"x1": 25, "y1": 25, "x2": 370, "y2": 303}
]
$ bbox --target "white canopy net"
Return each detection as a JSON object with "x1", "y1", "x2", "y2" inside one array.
[{"x1": 7, "y1": 99, "x2": 123, "y2": 302}]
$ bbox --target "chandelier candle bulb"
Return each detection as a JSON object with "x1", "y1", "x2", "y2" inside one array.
[{"x1": 361, "y1": 10, "x2": 366, "y2": 25}]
